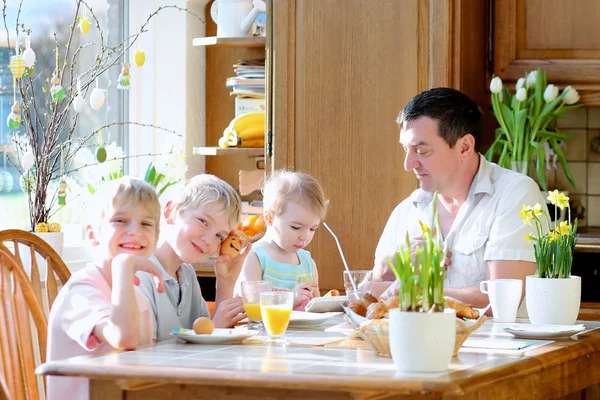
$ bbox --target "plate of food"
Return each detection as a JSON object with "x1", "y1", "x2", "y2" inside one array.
[
  {"x1": 305, "y1": 291, "x2": 347, "y2": 313},
  {"x1": 504, "y1": 324, "x2": 585, "y2": 339},
  {"x1": 287, "y1": 311, "x2": 340, "y2": 328},
  {"x1": 171, "y1": 328, "x2": 259, "y2": 344}
]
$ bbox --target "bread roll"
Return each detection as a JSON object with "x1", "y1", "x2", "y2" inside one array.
[
  {"x1": 348, "y1": 300, "x2": 367, "y2": 317},
  {"x1": 366, "y1": 302, "x2": 388, "y2": 319},
  {"x1": 361, "y1": 293, "x2": 379, "y2": 307},
  {"x1": 444, "y1": 296, "x2": 480, "y2": 319}
]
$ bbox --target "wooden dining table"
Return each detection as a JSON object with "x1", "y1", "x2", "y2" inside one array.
[{"x1": 37, "y1": 314, "x2": 600, "y2": 400}]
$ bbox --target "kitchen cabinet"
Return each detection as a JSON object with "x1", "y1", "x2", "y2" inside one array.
[
  {"x1": 270, "y1": 0, "x2": 488, "y2": 291},
  {"x1": 493, "y1": 0, "x2": 600, "y2": 105}
]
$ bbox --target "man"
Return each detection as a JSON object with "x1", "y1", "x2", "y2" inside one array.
[{"x1": 373, "y1": 88, "x2": 546, "y2": 308}]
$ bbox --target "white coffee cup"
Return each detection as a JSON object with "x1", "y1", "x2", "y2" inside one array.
[{"x1": 479, "y1": 279, "x2": 523, "y2": 323}]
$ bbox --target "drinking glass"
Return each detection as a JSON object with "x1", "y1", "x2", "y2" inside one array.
[
  {"x1": 343, "y1": 270, "x2": 373, "y2": 294},
  {"x1": 241, "y1": 280, "x2": 272, "y2": 331},
  {"x1": 260, "y1": 291, "x2": 294, "y2": 345}
]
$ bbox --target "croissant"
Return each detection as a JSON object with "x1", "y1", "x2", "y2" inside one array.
[
  {"x1": 361, "y1": 293, "x2": 379, "y2": 307},
  {"x1": 444, "y1": 296, "x2": 480, "y2": 319},
  {"x1": 382, "y1": 295, "x2": 399, "y2": 310},
  {"x1": 348, "y1": 300, "x2": 367, "y2": 317},
  {"x1": 366, "y1": 302, "x2": 388, "y2": 319}
]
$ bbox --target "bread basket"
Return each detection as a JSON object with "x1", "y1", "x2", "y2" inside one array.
[{"x1": 355, "y1": 314, "x2": 487, "y2": 358}]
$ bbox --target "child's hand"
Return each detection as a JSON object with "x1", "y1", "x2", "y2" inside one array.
[
  {"x1": 211, "y1": 297, "x2": 247, "y2": 328},
  {"x1": 214, "y1": 236, "x2": 252, "y2": 283},
  {"x1": 293, "y1": 283, "x2": 313, "y2": 308},
  {"x1": 112, "y1": 254, "x2": 165, "y2": 293}
]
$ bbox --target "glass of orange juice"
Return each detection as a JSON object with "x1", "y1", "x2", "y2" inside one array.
[
  {"x1": 259, "y1": 291, "x2": 294, "y2": 345},
  {"x1": 241, "y1": 281, "x2": 272, "y2": 331}
]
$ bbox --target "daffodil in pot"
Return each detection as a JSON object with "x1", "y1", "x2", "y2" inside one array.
[
  {"x1": 486, "y1": 68, "x2": 582, "y2": 191},
  {"x1": 522, "y1": 190, "x2": 581, "y2": 325},
  {"x1": 385, "y1": 198, "x2": 455, "y2": 372}
]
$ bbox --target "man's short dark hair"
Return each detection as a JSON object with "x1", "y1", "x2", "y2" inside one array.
[{"x1": 397, "y1": 87, "x2": 482, "y2": 151}]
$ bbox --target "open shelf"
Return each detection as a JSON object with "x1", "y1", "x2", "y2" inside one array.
[
  {"x1": 192, "y1": 147, "x2": 264, "y2": 156},
  {"x1": 192, "y1": 36, "x2": 265, "y2": 47}
]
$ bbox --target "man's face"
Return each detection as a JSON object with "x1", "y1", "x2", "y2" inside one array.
[{"x1": 399, "y1": 116, "x2": 463, "y2": 193}]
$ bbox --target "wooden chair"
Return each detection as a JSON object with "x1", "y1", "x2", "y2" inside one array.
[
  {"x1": 0, "y1": 373, "x2": 13, "y2": 400},
  {"x1": 0, "y1": 229, "x2": 71, "y2": 316},
  {"x1": 0, "y1": 244, "x2": 48, "y2": 400}
]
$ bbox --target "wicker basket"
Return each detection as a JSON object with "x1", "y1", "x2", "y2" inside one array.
[{"x1": 357, "y1": 315, "x2": 487, "y2": 358}]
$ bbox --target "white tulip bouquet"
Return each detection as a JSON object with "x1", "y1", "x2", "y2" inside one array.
[{"x1": 485, "y1": 68, "x2": 582, "y2": 190}]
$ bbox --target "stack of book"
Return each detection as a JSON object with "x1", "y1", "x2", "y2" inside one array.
[{"x1": 226, "y1": 59, "x2": 266, "y2": 116}]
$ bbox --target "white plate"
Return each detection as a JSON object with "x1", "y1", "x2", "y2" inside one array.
[
  {"x1": 287, "y1": 311, "x2": 340, "y2": 328},
  {"x1": 305, "y1": 296, "x2": 347, "y2": 313},
  {"x1": 170, "y1": 328, "x2": 258, "y2": 344},
  {"x1": 504, "y1": 324, "x2": 585, "y2": 339}
]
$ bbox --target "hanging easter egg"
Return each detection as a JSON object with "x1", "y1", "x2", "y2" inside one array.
[
  {"x1": 73, "y1": 95, "x2": 86, "y2": 113},
  {"x1": 19, "y1": 173, "x2": 35, "y2": 193},
  {"x1": 134, "y1": 49, "x2": 146, "y2": 67},
  {"x1": 0, "y1": 171, "x2": 13, "y2": 192},
  {"x1": 95, "y1": 145, "x2": 107, "y2": 163},
  {"x1": 21, "y1": 150, "x2": 35, "y2": 171},
  {"x1": 9, "y1": 55, "x2": 25, "y2": 78},
  {"x1": 6, "y1": 101, "x2": 21, "y2": 129},
  {"x1": 50, "y1": 74, "x2": 65, "y2": 101},
  {"x1": 117, "y1": 63, "x2": 130, "y2": 90},
  {"x1": 78, "y1": 17, "x2": 91, "y2": 34},
  {"x1": 23, "y1": 47, "x2": 36, "y2": 68},
  {"x1": 22, "y1": 65, "x2": 35, "y2": 79},
  {"x1": 90, "y1": 88, "x2": 105, "y2": 110},
  {"x1": 57, "y1": 179, "x2": 67, "y2": 206}
]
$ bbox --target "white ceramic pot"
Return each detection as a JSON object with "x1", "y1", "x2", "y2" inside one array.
[
  {"x1": 526, "y1": 275, "x2": 581, "y2": 325},
  {"x1": 389, "y1": 308, "x2": 456, "y2": 372}
]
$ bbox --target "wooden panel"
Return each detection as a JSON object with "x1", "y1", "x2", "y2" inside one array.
[
  {"x1": 273, "y1": 1, "x2": 420, "y2": 292},
  {"x1": 494, "y1": 0, "x2": 600, "y2": 97},
  {"x1": 204, "y1": 0, "x2": 266, "y2": 199}
]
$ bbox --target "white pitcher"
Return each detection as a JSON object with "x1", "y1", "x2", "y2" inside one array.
[{"x1": 210, "y1": 0, "x2": 265, "y2": 37}]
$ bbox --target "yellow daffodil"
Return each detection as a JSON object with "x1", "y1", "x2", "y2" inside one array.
[
  {"x1": 556, "y1": 220, "x2": 571, "y2": 236},
  {"x1": 524, "y1": 234, "x2": 536, "y2": 242},
  {"x1": 418, "y1": 220, "x2": 430, "y2": 234},
  {"x1": 532, "y1": 203, "x2": 544, "y2": 216},
  {"x1": 547, "y1": 189, "x2": 559, "y2": 205},
  {"x1": 548, "y1": 230, "x2": 560, "y2": 243},
  {"x1": 556, "y1": 192, "x2": 570, "y2": 210},
  {"x1": 519, "y1": 204, "x2": 533, "y2": 224}
]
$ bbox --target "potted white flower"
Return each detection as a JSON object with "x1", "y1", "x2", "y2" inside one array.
[
  {"x1": 486, "y1": 68, "x2": 582, "y2": 191},
  {"x1": 385, "y1": 197, "x2": 455, "y2": 372},
  {"x1": 522, "y1": 190, "x2": 581, "y2": 325}
]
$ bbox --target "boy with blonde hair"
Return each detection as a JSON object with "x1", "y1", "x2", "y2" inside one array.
[
  {"x1": 47, "y1": 177, "x2": 165, "y2": 400},
  {"x1": 137, "y1": 174, "x2": 251, "y2": 341},
  {"x1": 236, "y1": 170, "x2": 329, "y2": 310}
]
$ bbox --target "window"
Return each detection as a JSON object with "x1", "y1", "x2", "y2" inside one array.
[{"x1": 0, "y1": 0, "x2": 128, "y2": 233}]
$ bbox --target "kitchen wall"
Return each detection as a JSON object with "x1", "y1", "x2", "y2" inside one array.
[{"x1": 550, "y1": 108, "x2": 600, "y2": 227}]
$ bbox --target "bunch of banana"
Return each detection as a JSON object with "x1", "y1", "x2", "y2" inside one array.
[{"x1": 218, "y1": 112, "x2": 265, "y2": 148}]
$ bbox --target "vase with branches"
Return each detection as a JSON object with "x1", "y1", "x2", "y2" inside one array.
[{"x1": 2, "y1": 0, "x2": 200, "y2": 232}]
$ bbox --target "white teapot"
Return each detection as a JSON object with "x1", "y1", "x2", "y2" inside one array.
[{"x1": 210, "y1": 0, "x2": 266, "y2": 37}]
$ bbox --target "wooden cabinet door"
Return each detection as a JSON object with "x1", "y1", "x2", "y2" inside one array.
[{"x1": 494, "y1": 0, "x2": 600, "y2": 104}]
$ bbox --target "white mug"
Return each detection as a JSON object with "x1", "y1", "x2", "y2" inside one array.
[{"x1": 479, "y1": 279, "x2": 522, "y2": 323}]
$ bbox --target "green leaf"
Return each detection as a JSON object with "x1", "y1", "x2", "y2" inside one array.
[
  {"x1": 144, "y1": 163, "x2": 156, "y2": 184},
  {"x1": 537, "y1": 130, "x2": 571, "y2": 140},
  {"x1": 157, "y1": 181, "x2": 176, "y2": 197},
  {"x1": 87, "y1": 184, "x2": 96, "y2": 195},
  {"x1": 498, "y1": 102, "x2": 514, "y2": 135},
  {"x1": 550, "y1": 139, "x2": 576, "y2": 189},
  {"x1": 531, "y1": 141, "x2": 547, "y2": 190}
]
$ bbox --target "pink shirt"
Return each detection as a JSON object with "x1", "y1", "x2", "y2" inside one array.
[{"x1": 46, "y1": 264, "x2": 150, "y2": 400}]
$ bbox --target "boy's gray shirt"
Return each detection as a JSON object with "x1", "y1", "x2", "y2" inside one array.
[{"x1": 136, "y1": 255, "x2": 210, "y2": 341}]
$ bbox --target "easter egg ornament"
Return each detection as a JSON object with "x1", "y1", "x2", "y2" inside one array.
[
  {"x1": 117, "y1": 62, "x2": 130, "y2": 90},
  {"x1": 78, "y1": 16, "x2": 91, "y2": 34},
  {"x1": 50, "y1": 73, "x2": 65, "y2": 101},
  {"x1": 0, "y1": 171, "x2": 14, "y2": 192},
  {"x1": 9, "y1": 55, "x2": 25, "y2": 79},
  {"x1": 7, "y1": 101, "x2": 21, "y2": 129},
  {"x1": 73, "y1": 79, "x2": 86, "y2": 113},
  {"x1": 134, "y1": 48, "x2": 145, "y2": 67},
  {"x1": 22, "y1": 34, "x2": 36, "y2": 68},
  {"x1": 57, "y1": 179, "x2": 68, "y2": 206},
  {"x1": 21, "y1": 149, "x2": 35, "y2": 171},
  {"x1": 95, "y1": 145, "x2": 107, "y2": 163},
  {"x1": 19, "y1": 172, "x2": 35, "y2": 193},
  {"x1": 90, "y1": 79, "x2": 105, "y2": 110}
]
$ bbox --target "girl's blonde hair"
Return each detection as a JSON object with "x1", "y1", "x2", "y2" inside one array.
[
  {"x1": 171, "y1": 174, "x2": 241, "y2": 230},
  {"x1": 262, "y1": 170, "x2": 329, "y2": 219},
  {"x1": 89, "y1": 177, "x2": 161, "y2": 232}
]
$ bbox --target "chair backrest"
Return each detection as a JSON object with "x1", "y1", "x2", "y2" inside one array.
[
  {"x1": 0, "y1": 373, "x2": 13, "y2": 400},
  {"x1": 0, "y1": 230, "x2": 71, "y2": 316},
  {"x1": 0, "y1": 244, "x2": 48, "y2": 400}
]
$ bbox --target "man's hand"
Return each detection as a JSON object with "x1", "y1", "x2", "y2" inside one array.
[
  {"x1": 212, "y1": 297, "x2": 247, "y2": 328},
  {"x1": 214, "y1": 237, "x2": 252, "y2": 283},
  {"x1": 293, "y1": 283, "x2": 313, "y2": 307}
]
